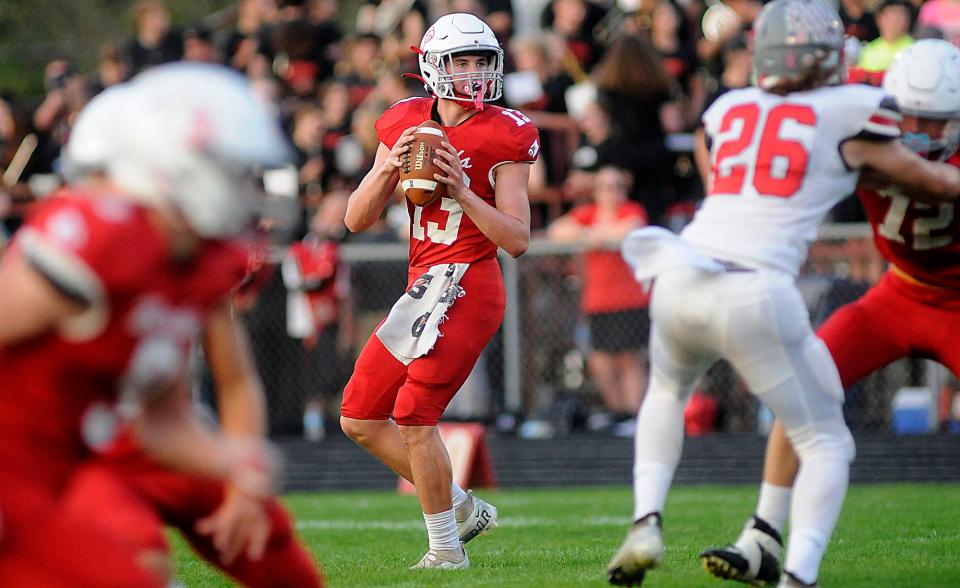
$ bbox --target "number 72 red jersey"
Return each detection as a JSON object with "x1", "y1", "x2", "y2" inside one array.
[
  {"x1": 375, "y1": 97, "x2": 539, "y2": 268},
  {"x1": 683, "y1": 84, "x2": 900, "y2": 276},
  {"x1": 858, "y1": 152, "x2": 960, "y2": 289}
]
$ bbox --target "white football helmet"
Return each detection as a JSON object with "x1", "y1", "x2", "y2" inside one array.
[
  {"x1": 417, "y1": 13, "x2": 504, "y2": 108},
  {"x1": 883, "y1": 39, "x2": 960, "y2": 160},
  {"x1": 107, "y1": 63, "x2": 292, "y2": 239},
  {"x1": 61, "y1": 85, "x2": 136, "y2": 183}
]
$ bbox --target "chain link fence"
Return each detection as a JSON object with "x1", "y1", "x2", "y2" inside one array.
[{"x1": 239, "y1": 225, "x2": 957, "y2": 438}]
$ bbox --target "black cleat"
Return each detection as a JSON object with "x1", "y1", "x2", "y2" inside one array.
[{"x1": 699, "y1": 516, "x2": 783, "y2": 586}]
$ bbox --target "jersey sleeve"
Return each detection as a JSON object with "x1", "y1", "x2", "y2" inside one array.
[
  {"x1": 16, "y1": 197, "x2": 158, "y2": 305},
  {"x1": 505, "y1": 112, "x2": 541, "y2": 164},
  {"x1": 374, "y1": 98, "x2": 429, "y2": 150},
  {"x1": 838, "y1": 87, "x2": 901, "y2": 143}
]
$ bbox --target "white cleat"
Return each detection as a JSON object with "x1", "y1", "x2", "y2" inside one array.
[
  {"x1": 607, "y1": 514, "x2": 664, "y2": 586},
  {"x1": 456, "y1": 490, "x2": 499, "y2": 544},
  {"x1": 410, "y1": 547, "x2": 470, "y2": 570},
  {"x1": 777, "y1": 571, "x2": 818, "y2": 587}
]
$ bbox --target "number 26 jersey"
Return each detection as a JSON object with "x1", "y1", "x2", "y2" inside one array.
[
  {"x1": 683, "y1": 84, "x2": 900, "y2": 276},
  {"x1": 376, "y1": 97, "x2": 540, "y2": 268}
]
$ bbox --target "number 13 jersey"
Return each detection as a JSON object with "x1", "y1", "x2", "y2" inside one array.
[
  {"x1": 683, "y1": 84, "x2": 900, "y2": 275},
  {"x1": 376, "y1": 97, "x2": 540, "y2": 267}
]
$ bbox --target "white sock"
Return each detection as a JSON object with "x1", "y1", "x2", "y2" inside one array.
[
  {"x1": 756, "y1": 482, "x2": 792, "y2": 534},
  {"x1": 784, "y1": 456, "x2": 849, "y2": 585},
  {"x1": 423, "y1": 508, "x2": 461, "y2": 552},
  {"x1": 451, "y1": 483, "x2": 469, "y2": 510},
  {"x1": 632, "y1": 370, "x2": 687, "y2": 521}
]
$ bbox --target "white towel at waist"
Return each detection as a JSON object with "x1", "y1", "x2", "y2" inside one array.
[
  {"x1": 376, "y1": 262, "x2": 469, "y2": 365},
  {"x1": 620, "y1": 226, "x2": 725, "y2": 290}
]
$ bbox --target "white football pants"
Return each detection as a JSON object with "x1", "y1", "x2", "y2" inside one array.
[{"x1": 631, "y1": 266, "x2": 854, "y2": 584}]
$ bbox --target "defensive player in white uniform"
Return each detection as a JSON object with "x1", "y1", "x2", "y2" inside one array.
[{"x1": 606, "y1": 0, "x2": 960, "y2": 587}]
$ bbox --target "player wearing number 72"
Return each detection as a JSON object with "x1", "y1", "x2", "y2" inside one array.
[
  {"x1": 340, "y1": 13, "x2": 539, "y2": 571},
  {"x1": 607, "y1": 1, "x2": 960, "y2": 587}
]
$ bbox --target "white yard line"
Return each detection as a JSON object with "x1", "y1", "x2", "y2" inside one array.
[{"x1": 295, "y1": 515, "x2": 631, "y2": 531}]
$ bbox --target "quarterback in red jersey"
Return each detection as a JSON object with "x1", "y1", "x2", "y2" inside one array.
[
  {"x1": 700, "y1": 39, "x2": 960, "y2": 587},
  {"x1": 340, "y1": 12, "x2": 539, "y2": 570},
  {"x1": 0, "y1": 64, "x2": 312, "y2": 586}
]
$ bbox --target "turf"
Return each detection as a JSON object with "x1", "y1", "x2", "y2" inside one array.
[{"x1": 171, "y1": 484, "x2": 960, "y2": 587}]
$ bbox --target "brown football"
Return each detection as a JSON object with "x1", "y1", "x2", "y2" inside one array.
[{"x1": 399, "y1": 120, "x2": 448, "y2": 207}]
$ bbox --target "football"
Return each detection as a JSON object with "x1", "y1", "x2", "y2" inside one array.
[{"x1": 399, "y1": 120, "x2": 448, "y2": 207}]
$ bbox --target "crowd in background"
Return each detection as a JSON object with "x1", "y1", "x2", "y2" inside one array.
[{"x1": 0, "y1": 0, "x2": 955, "y2": 437}]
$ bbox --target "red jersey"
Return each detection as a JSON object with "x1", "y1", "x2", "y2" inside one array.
[
  {"x1": 287, "y1": 237, "x2": 342, "y2": 332},
  {"x1": 376, "y1": 97, "x2": 540, "y2": 267},
  {"x1": 858, "y1": 153, "x2": 960, "y2": 289},
  {"x1": 0, "y1": 191, "x2": 248, "y2": 490},
  {"x1": 568, "y1": 202, "x2": 650, "y2": 313}
]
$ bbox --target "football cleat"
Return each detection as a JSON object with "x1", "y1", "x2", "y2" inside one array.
[
  {"x1": 699, "y1": 516, "x2": 783, "y2": 586},
  {"x1": 607, "y1": 513, "x2": 664, "y2": 586},
  {"x1": 777, "y1": 571, "x2": 818, "y2": 587},
  {"x1": 410, "y1": 546, "x2": 470, "y2": 570},
  {"x1": 456, "y1": 490, "x2": 499, "y2": 544}
]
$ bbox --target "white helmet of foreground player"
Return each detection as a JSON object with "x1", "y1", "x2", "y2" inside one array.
[
  {"x1": 883, "y1": 39, "x2": 960, "y2": 161},
  {"x1": 107, "y1": 62, "x2": 292, "y2": 239},
  {"x1": 415, "y1": 13, "x2": 504, "y2": 109},
  {"x1": 62, "y1": 85, "x2": 136, "y2": 184}
]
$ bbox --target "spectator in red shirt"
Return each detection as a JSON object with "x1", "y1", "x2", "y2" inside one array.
[{"x1": 548, "y1": 166, "x2": 650, "y2": 436}]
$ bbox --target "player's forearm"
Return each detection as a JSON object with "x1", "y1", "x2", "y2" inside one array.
[
  {"x1": 203, "y1": 308, "x2": 268, "y2": 438},
  {"x1": 135, "y1": 407, "x2": 232, "y2": 479},
  {"x1": 217, "y1": 381, "x2": 267, "y2": 439},
  {"x1": 891, "y1": 159, "x2": 960, "y2": 203},
  {"x1": 850, "y1": 139, "x2": 960, "y2": 202},
  {"x1": 457, "y1": 189, "x2": 530, "y2": 257},
  {"x1": 135, "y1": 389, "x2": 275, "y2": 493},
  {"x1": 345, "y1": 166, "x2": 399, "y2": 232},
  {"x1": 136, "y1": 410, "x2": 277, "y2": 498},
  {"x1": 916, "y1": 160, "x2": 960, "y2": 202}
]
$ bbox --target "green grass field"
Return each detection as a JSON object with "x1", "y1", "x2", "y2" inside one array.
[{"x1": 172, "y1": 484, "x2": 960, "y2": 587}]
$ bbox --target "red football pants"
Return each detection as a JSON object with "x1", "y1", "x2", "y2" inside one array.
[
  {"x1": 817, "y1": 271, "x2": 960, "y2": 388},
  {"x1": 342, "y1": 258, "x2": 505, "y2": 425},
  {"x1": 0, "y1": 473, "x2": 162, "y2": 588},
  {"x1": 62, "y1": 455, "x2": 323, "y2": 588}
]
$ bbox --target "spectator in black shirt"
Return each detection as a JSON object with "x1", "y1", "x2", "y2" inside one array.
[
  {"x1": 121, "y1": 0, "x2": 183, "y2": 76},
  {"x1": 840, "y1": 0, "x2": 879, "y2": 41},
  {"x1": 593, "y1": 34, "x2": 680, "y2": 223}
]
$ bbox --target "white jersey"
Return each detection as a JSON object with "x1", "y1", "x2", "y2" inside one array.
[{"x1": 683, "y1": 84, "x2": 900, "y2": 275}]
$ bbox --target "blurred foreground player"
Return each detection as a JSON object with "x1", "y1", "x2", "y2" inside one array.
[
  {"x1": 700, "y1": 38, "x2": 960, "y2": 586},
  {"x1": 57, "y1": 66, "x2": 323, "y2": 586},
  {"x1": 607, "y1": 2, "x2": 960, "y2": 587},
  {"x1": 340, "y1": 13, "x2": 539, "y2": 569},
  {"x1": 0, "y1": 63, "x2": 303, "y2": 586}
]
